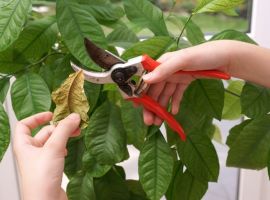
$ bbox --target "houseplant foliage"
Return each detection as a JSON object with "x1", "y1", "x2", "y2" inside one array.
[{"x1": 1, "y1": 0, "x2": 270, "y2": 199}]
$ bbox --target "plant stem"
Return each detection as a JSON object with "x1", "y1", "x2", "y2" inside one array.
[
  {"x1": 225, "y1": 89, "x2": 241, "y2": 98},
  {"x1": 177, "y1": 14, "x2": 193, "y2": 46}
]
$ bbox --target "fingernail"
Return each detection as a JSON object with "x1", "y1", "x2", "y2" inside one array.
[{"x1": 68, "y1": 113, "x2": 80, "y2": 120}]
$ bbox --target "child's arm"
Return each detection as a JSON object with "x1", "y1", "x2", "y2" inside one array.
[
  {"x1": 13, "y1": 112, "x2": 81, "y2": 200},
  {"x1": 142, "y1": 40, "x2": 270, "y2": 125}
]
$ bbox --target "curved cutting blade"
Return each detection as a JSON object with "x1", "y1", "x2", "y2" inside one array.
[{"x1": 84, "y1": 38, "x2": 125, "y2": 70}]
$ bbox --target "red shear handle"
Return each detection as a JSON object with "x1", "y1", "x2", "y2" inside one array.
[
  {"x1": 128, "y1": 94, "x2": 186, "y2": 141},
  {"x1": 141, "y1": 54, "x2": 231, "y2": 80}
]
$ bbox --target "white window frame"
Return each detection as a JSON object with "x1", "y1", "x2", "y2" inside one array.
[{"x1": 238, "y1": 0, "x2": 270, "y2": 199}]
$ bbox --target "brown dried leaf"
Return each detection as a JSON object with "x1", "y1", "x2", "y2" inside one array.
[{"x1": 52, "y1": 70, "x2": 90, "y2": 129}]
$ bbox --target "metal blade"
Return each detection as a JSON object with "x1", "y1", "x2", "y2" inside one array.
[{"x1": 84, "y1": 38, "x2": 125, "y2": 70}]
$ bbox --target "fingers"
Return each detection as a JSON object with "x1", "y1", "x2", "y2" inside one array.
[
  {"x1": 34, "y1": 125, "x2": 56, "y2": 146},
  {"x1": 171, "y1": 84, "x2": 189, "y2": 115},
  {"x1": 45, "y1": 113, "x2": 81, "y2": 153},
  {"x1": 17, "y1": 112, "x2": 53, "y2": 136},
  {"x1": 153, "y1": 83, "x2": 177, "y2": 126}
]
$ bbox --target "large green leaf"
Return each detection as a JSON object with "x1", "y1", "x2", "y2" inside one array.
[
  {"x1": 210, "y1": 30, "x2": 256, "y2": 44},
  {"x1": 126, "y1": 180, "x2": 148, "y2": 199},
  {"x1": 56, "y1": 0, "x2": 106, "y2": 70},
  {"x1": 226, "y1": 119, "x2": 251, "y2": 148},
  {"x1": 122, "y1": 36, "x2": 176, "y2": 60},
  {"x1": 121, "y1": 101, "x2": 147, "y2": 150},
  {"x1": 139, "y1": 131, "x2": 174, "y2": 200},
  {"x1": 51, "y1": 55, "x2": 74, "y2": 90},
  {"x1": 0, "y1": 48, "x2": 29, "y2": 74},
  {"x1": 193, "y1": 0, "x2": 244, "y2": 15},
  {"x1": 182, "y1": 79, "x2": 225, "y2": 120},
  {"x1": 83, "y1": 0, "x2": 124, "y2": 25},
  {"x1": 11, "y1": 73, "x2": 51, "y2": 120},
  {"x1": 13, "y1": 16, "x2": 57, "y2": 62},
  {"x1": 168, "y1": 169, "x2": 208, "y2": 200},
  {"x1": 94, "y1": 168, "x2": 131, "y2": 200},
  {"x1": 85, "y1": 101, "x2": 127, "y2": 165},
  {"x1": 67, "y1": 171, "x2": 96, "y2": 200},
  {"x1": 123, "y1": 0, "x2": 169, "y2": 36},
  {"x1": 227, "y1": 115, "x2": 270, "y2": 169},
  {"x1": 0, "y1": 104, "x2": 10, "y2": 162},
  {"x1": 177, "y1": 130, "x2": 219, "y2": 182},
  {"x1": 0, "y1": 0, "x2": 32, "y2": 51},
  {"x1": 166, "y1": 161, "x2": 184, "y2": 200},
  {"x1": 107, "y1": 25, "x2": 139, "y2": 49},
  {"x1": 82, "y1": 151, "x2": 111, "y2": 178},
  {"x1": 240, "y1": 82, "x2": 270, "y2": 118},
  {"x1": 64, "y1": 137, "x2": 85, "y2": 179},
  {"x1": 0, "y1": 77, "x2": 10, "y2": 103},
  {"x1": 84, "y1": 81, "x2": 101, "y2": 114},
  {"x1": 222, "y1": 80, "x2": 244, "y2": 120}
]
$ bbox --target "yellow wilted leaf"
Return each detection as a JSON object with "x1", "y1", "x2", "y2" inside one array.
[{"x1": 52, "y1": 70, "x2": 90, "y2": 129}]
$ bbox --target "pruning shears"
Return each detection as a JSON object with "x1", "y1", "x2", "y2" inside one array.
[{"x1": 71, "y1": 38, "x2": 231, "y2": 141}]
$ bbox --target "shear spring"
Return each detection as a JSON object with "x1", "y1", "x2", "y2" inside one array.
[{"x1": 134, "y1": 71, "x2": 149, "y2": 96}]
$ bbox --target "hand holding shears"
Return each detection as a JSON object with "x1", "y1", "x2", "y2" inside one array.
[{"x1": 71, "y1": 38, "x2": 231, "y2": 141}]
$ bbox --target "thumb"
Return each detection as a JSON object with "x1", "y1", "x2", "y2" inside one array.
[{"x1": 45, "y1": 113, "x2": 81, "y2": 153}]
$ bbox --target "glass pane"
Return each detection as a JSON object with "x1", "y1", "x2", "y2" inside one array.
[{"x1": 149, "y1": 0, "x2": 252, "y2": 36}]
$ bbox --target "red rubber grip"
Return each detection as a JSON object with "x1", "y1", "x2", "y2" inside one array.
[
  {"x1": 141, "y1": 54, "x2": 231, "y2": 80},
  {"x1": 128, "y1": 94, "x2": 186, "y2": 141}
]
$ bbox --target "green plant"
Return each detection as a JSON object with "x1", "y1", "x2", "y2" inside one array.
[{"x1": 1, "y1": 0, "x2": 269, "y2": 200}]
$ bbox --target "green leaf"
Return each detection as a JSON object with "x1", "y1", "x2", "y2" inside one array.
[
  {"x1": 52, "y1": 70, "x2": 90, "y2": 129},
  {"x1": 122, "y1": 36, "x2": 176, "y2": 60},
  {"x1": 94, "y1": 168, "x2": 131, "y2": 200},
  {"x1": 83, "y1": 0, "x2": 124, "y2": 24},
  {"x1": 169, "y1": 169, "x2": 208, "y2": 200},
  {"x1": 52, "y1": 55, "x2": 74, "y2": 90},
  {"x1": 177, "y1": 130, "x2": 219, "y2": 182},
  {"x1": 84, "y1": 81, "x2": 101, "y2": 114},
  {"x1": 227, "y1": 115, "x2": 270, "y2": 169},
  {"x1": 0, "y1": 77, "x2": 10, "y2": 103},
  {"x1": 0, "y1": 48, "x2": 29, "y2": 74},
  {"x1": 139, "y1": 131, "x2": 174, "y2": 200},
  {"x1": 121, "y1": 101, "x2": 147, "y2": 150},
  {"x1": 11, "y1": 73, "x2": 51, "y2": 120},
  {"x1": 56, "y1": 0, "x2": 106, "y2": 70},
  {"x1": 107, "y1": 25, "x2": 139, "y2": 49},
  {"x1": 39, "y1": 64, "x2": 55, "y2": 92},
  {"x1": 166, "y1": 161, "x2": 184, "y2": 200},
  {"x1": 0, "y1": 0, "x2": 32, "y2": 51},
  {"x1": 0, "y1": 104, "x2": 10, "y2": 161},
  {"x1": 226, "y1": 119, "x2": 251, "y2": 148},
  {"x1": 85, "y1": 101, "x2": 127, "y2": 165},
  {"x1": 67, "y1": 171, "x2": 96, "y2": 200},
  {"x1": 126, "y1": 180, "x2": 147, "y2": 199},
  {"x1": 12, "y1": 16, "x2": 57, "y2": 62},
  {"x1": 82, "y1": 151, "x2": 111, "y2": 178},
  {"x1": 123, "y1": 0, "x2": 169, "y2": 36},
  {"x1": 180, "y1": 17, "x2": 205, "y2": 45},
  {"x1": 193, "y1": 0, "x2": 244, "y2": 15},
  {"x1": 222, "y1": 80, "x2": 244, "y2": 120},
  {"x1": 240, "y1": 82, "x2": 270, "y2": 118},
  {"x1": 182, "y1": 79, "x2": 225, "y2": 120},
  {"x1": 64, "y1": 137, "x2": 85, "y2": 179},
  {"x1": 210, "y1": 30, "x2": 256, "y2": 44}
]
